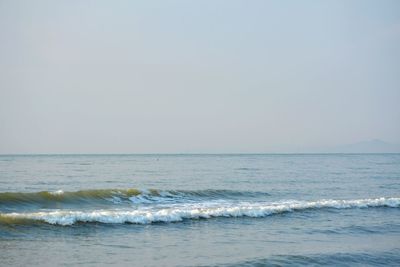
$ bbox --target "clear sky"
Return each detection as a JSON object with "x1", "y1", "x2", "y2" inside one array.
[{"x1": 0, "y1": 0, "x2": 399, "y2": 153}]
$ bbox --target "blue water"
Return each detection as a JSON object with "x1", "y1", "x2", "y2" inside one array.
[{"x1": 0, "y1": 154, "x2": 399, "y2": 266}]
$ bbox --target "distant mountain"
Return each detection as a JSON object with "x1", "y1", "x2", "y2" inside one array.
[{"x1": 329, "y1": 139, "x2": 400, "y2": 153}]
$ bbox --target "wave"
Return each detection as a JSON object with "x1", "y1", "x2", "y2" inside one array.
[
  {"x1": 207, "y1": 250, "x2": 400, "y2": 267},
  {"x1": 0, "y1": 188, "x2": 270, "y2": 207},
  {"x1": 0, "y1": 197, "x2": 398, "y2": 226}
]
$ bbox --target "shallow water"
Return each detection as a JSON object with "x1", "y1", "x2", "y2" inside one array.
[{"x1": 0, "y1": 154, "x2": 399, "y2": 266}]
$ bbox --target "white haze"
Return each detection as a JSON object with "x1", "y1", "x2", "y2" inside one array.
[{"x1": 0, "y1": 0, "x2": 399, "y2": 153}]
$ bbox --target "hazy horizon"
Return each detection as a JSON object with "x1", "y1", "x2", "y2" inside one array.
[{"x1": 1, "y1": 0, "x2": 399, "y2": 154}]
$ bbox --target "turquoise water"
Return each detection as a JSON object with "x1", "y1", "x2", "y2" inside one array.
[{"x1": 0, "y1": 154, "x2": 399, "y2": 266}]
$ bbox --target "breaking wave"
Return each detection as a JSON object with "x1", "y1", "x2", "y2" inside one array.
[
  {"x1": 0, "y1": 188, "x2": 270, "y2": 207},
  {"x1": 1, "y1": 197, "x2": 398, "y2": 226}
]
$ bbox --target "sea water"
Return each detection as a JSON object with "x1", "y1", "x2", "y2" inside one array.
[{"x1": 0, "y1": 154, "x2": 399, "y2": 266}]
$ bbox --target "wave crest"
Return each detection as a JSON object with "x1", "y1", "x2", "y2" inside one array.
[
  {"x1": 0, "y1": 188, "x2": 269, "y2": 207},
  {"x1": 1, "y1": 197, "x2": 398, "y2": 226}
]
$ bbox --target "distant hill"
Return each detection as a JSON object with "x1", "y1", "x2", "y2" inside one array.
[{"x1": 328, "y1": 139, "x2": 400, "y2": 153}]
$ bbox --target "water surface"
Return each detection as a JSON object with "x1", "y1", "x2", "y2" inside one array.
[{"x1": 0, "y1": 154, "x2": 399, "y2": 266}]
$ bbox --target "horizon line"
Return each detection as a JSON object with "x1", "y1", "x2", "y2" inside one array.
[{"x1": 1, "y1": 152, "x2": 400, "y2": 156}]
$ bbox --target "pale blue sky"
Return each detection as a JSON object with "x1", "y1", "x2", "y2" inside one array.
[{"x1": 0, "y1": 0, "x2": 399, "y2": 153}]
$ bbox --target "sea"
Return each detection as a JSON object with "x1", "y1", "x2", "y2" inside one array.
[{"x1": 0, "y1": 154, "x2": 399, "y2": 266}]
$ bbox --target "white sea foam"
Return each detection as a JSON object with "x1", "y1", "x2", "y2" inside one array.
[
  {"x1": 49, "y1": 190, "x2": 64, "y2": 195},
  {"x1": 2, "y1": 197, "x2": 399, "y2": 225},
  {"x1": 127, "y1": 190, "x2": 187, "y2": 204}
]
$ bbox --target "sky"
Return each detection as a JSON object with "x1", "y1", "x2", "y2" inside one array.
[{"x1": 0, "y1": 0, "x2": 399, "y2": 153}]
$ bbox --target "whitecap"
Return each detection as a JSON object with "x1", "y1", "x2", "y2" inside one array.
[{"x1": 2, "y1": 197, "x2": 399, "y2": 226}]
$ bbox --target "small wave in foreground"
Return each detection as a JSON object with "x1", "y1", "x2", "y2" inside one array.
[
  {"x1": 0, "y1": 197, "x2": 398, "y2": 226},
  {"x1": 206, "y1": 250, "x2": 400, "y2": 267}
]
